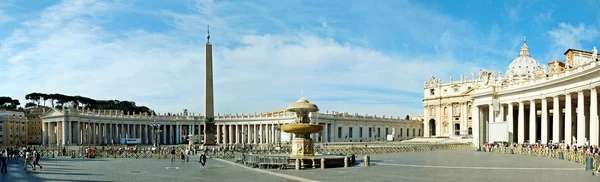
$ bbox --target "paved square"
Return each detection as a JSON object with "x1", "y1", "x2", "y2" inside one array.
[{"x1": 0, "y1": 151, "x2": 597, "y2": 182}]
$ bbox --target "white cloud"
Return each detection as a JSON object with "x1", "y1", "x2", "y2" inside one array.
[
  {"x1": 0, "y1": 0, "x2": 486, "y2": 118},
  {"x1": 545, "y1": 23, "x2": 600, "y2": 60}
]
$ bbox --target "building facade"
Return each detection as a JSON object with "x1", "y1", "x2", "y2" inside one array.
[
  {"x1": 24, "y1": 107, "x2": 48, "y2": 145},
  {"x1": 0, "y1": 110, "x2": 28, "y2": 146},
  {"x1": 425, "y1": 38, "x2": 600, "y2": 148},
  {"x1": 40, "y1": 103, "x2": 422, "y2": 146}
]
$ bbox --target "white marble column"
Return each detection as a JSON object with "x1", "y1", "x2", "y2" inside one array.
[
  {"x1": 223, "y1": 125, "x2": 228, "y2": 144},
  {"x1": 518, "y1": 101, "x2": 525, "y2": 144},
  {"x1": 541, "y1": 97, "x2": 548, "y2": 144},
  {"x1": 448, "y1": 104, "x2": 453, "y2": 136},
  {"x1": 246, "y1": 125, "x2": 251, "y2": 144},
  {"x1": 216, "y1": 125, "x2": 223, "y2": 144},
  {"x1": 577, "y1": 91, "x2": 586, "y2": 146},
  {"x1": 259, "y1": 124, "x2": 264, "y2": 144},
  {"x1": 507, "y1": 103, "x2": 514, "y2": 143},
  {"x1": 253, "y1": 124, "x2": 257, "y2": 144},
  {"x1": 162, "y1": 125, "x2": 166, "y2": 145},
  {"x1": 553, "y1": 96, "x2": 560, "y2": 143},
  {"x1": 229, "y1": 125, "x2": 234, "y2": 144},
  {"x1": 42, "y1": 122, "x2": 48, "y2": 146},
  {"x1": 472, "y1": 105, "x2": 480, "y2": 148},
  {"x1": 529, "y1": 100, "x2": 536, "y2": 144},
  {"x1": 565, "y1": 93, "x2": 573, "y2": 145},
  {"x1": 324, "y1": 123, "x2": 329, "y2": 143},
  {"x1": 234, "y1": 124, "x2": 239, "y2": 144},
  {"x1": 591, "y1": 88, "x2": 599, "y2": 146}
]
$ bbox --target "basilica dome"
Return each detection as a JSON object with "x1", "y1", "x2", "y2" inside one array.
[{"x1": 506, "y1": 38, "x2": 544, "y2": 79}]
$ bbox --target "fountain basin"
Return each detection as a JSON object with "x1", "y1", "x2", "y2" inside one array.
[{"x1": 281, "y1": 124, "x2": 323, "y2": 133}]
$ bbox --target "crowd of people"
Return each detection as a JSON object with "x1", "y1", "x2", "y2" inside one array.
[
  {"x1": 483, "y1": 142, "x2": 600, "y2": 155},
  {"x1": 0, "y1": 146, "x2": 44, "y2": 174}
]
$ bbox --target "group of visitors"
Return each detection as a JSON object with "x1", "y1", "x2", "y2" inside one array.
[
  {"x1": 0, "y1": 147, "x2": 43, "y2": 173},
  {"x1": 483, "y1": 142, "x2": 600, "y2": 156},
  {"x1": 169, "y1": 146, "x2": 207, "y2": 169}
]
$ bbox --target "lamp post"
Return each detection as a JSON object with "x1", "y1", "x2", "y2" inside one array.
[{"x1": 150, "y1": 122, "x2": 162, "y2": 148}]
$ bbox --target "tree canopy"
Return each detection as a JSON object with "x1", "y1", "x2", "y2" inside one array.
[
  {"x1": 0, "y1": 96, "x2": 20, "y2": 110},
  {"x1": 25, "y1": 92, "x2": 155, "y2": 115}
]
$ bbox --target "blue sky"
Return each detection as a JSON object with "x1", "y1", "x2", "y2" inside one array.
[{"x1": 1, "y1": 0, "x2": 600, "y2": 117}]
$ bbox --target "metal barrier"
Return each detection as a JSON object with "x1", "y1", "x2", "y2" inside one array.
[{"x1": 484, "y1": 147, "x2": 600, "y2": 172}]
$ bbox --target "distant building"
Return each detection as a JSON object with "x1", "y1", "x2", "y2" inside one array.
[
  {"x1": 425, "y1": 38, "x2": 600, "y2": 148},
  {"x1": 0, "y1": 110, "x2": 27, "y2": 146},
  {"x1": 24, "y1": 106, "x2": 49, "y2": 145}
]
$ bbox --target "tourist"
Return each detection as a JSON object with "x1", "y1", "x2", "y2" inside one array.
[
  {"x1": 33, "y1": 150, "x2": 43, "y2": 170},
  {"x1": 180, "y1": 148, "x2": 185, "y2": 162},
  {"x1": 24, "y1": 150, "x2": 34, "y2": 170},
  {"x1": 170, "y1": 147, "x2": 176, "y2": 162},
  {"x1": 0, "y1": 150, "x2": 7, "y2": 173},
  {"x1": 199, "y1": 152, "x2": 207, "y2": 169}
]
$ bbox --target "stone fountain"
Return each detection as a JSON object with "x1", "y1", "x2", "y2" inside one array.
[{"x1": 281, "y1": 97, "x2": 323, "y2": 157}]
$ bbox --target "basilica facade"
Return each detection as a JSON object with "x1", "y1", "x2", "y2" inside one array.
[{"x1": 424, "y1": 38, "x2": 600, "y2": 148}]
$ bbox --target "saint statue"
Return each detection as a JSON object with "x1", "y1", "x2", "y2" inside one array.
[
  {"x1": 593, "y1": 46, "x2": 598, "y2": 62},
  {"x1": 553, "y1": 61, "x2": 559, "y2": 73}
]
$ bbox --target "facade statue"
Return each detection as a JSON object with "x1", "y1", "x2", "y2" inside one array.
[
  {"x1": 553, "y1": 61, "x2": 559, "y2": 73},
  {"x1": 593, "y1": 46, "x2": 598, "y2": 61},
  {"x1": 449, "y1": 76, "x2": 453, "y2": 83},
  {"x1": 565, "y1": 60, "x2": 570, "y2": 70}
]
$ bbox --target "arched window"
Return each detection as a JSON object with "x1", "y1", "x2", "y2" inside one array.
[{"x1": 468, "y1": 127, "x2": 472, "y2": 135}]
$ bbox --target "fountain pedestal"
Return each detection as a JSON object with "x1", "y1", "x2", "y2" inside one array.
[{"x1": 291, "y1": 138, "x2": 314, "y2": 156}]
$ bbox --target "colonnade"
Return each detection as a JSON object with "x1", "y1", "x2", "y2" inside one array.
[
  {"x1": 474, "y1": 88, "x2": 600, "y2": 147},
  {"x1": 216, "y1": 123, "x2": 282, "y2": 145},
  {"x1": 42, "y1": 121, "x2": 204, "y2": 146}
]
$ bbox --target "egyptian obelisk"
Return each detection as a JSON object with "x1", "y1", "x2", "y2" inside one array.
[{"x1": 204, "y1": 25, "x2": 216, "y2": 145}]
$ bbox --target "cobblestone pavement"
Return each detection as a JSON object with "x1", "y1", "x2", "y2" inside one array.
[
  {"x1": 0, "y1": 156, "x2": 294, "y2": 182},
  {"x1": 1, "y1": 150, "x2": 597, "y2": 182},
  {"x1": 270, "y1": 150, "x2": 599, "y2": 182}
]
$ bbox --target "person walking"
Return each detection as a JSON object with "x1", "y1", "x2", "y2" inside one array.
[
  {"x1": 199, "y1": 152, "x2": 207, "y2": 169},
  {"x1": 170, "y1": 147, "x2": 176, "y2": 162},
  {"x1": 24, "y1": 151, "x2": 34, "y2": 170},
  {"x1": 33, "y1": 150, "x2": 42, "y2": 170},
  {"x1": 1, "y1": 150, "x2": 7, "y2": 173}
]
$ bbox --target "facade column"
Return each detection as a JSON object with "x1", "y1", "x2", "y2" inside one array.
[
  {"x1": 42, "y1": 122, "x2": 48, "y2": 146},
  {"x1": 472, "y1": 105, "x2": 481, "y2": 148},
  {"x1": 247, "y1": 125, "x2": 251, "y2": 144},
  {"x1": 241, "y1": 125, "x2": 246, "y2": 144},
  {"x1": 577, "y1": 91, "x2": 586, "y2": 146},
  {"x1": 229, "y1": 125, "x2": 234, "y2": 144},
  {"x1": 253, "y1": 124, "x2": 258, "y2": 144},
  {"x1": 323, "y1": 123, "x2": 329, "y2": 143},
  {"x1": 423, "y1": 106, "x2": 430, "y2": 137},
  {"x1": 518, "y1": 101, "x2": 525, "y2": 144},
  {"x1": 591, "y1": 88, "x2": 599, "y2": 146},
  {"x1": 259, "y1": 124, "x2": 264, "y2": 144},
  {"x1": 541, "y1": 97, "x2": 548, "y2": 144},
  {"x1": 507, "y1": 103, "x2": 514, "y2": 143},
  {"x1": 61, "y1": 121, "x2": 68, "y2": 145},
  {"x1": 272, "y1": 124, "x2": 276, "y2": 144},
  {"x1": 462, "y1": 103, "x2": 468, "y2": 136},
  {"x1": 223, "y1": 125, "x2": 228, "y2": 144},
  {"x1": 553, "y1": 96, "x2": 561, "y2": 143},
  {"x1": 448, "y1": 104, "x2": 453, "y2": 136},
  {"x1": 565, "y1": 93, "x2": 573, "y2": 145},
  {"x1": 162, "y1": 125, "x2": 166, "y2": 145},
  {"x1": 529, "y1": 100, "x2": 536, "y2": 144},
  {"x1": 236, "y1": 124, "x2": 240, "y2": 144},
  {"x1": 216, "y1": 125, "x2": 221, "y2": 144}
]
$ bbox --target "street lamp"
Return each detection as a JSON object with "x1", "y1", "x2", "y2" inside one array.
[{"x1": 150, "y1": 122, "x2": 162, "y2": 148}]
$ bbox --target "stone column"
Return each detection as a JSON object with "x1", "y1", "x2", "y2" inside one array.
[
  {"x1": 323, "y1": 123, "x2": 328, "y2": 143},
  {"x1": 577, "y1": 91, "x2": 586, "y2": 146},
  {"x1": 529, "y1": 100, "x2": 536, "y2": 144},
  {"x1": 541, "y1": 97, "x2": 548, "y2": 144},
  {"x1": 229, "y1": 125, "x2": 234, "y2": 144},
  {"x1": 61, "y1": 121, "x2": 68, "y2": 145},
  {"x1": 553, "y1": 96, "x2": 561, "y2": 143},
  {"x1": 423, "y1": 105, "x2": 429, "y2": 137},
  {"x1": 448, "y1": 104, "x2": 453, "y2": 136},
  {"x1": 253, "y1": 124, "x2": 258, "y2": 144},
  {"x1": 247, "y1": 125, "x2": 251, "y2": 144},
  {"x1": 234, "y1": 124, "x2": 238, "y2": 144},
  {"x1": 162, "y1": 125, "x2": 166, "y2": 145},
  {"x1": 518, "y1": 101, "x2": 525, "y2": 144},
  {"x1": 259, "y1": 124, "x2": 263, "y2": 144},
  {"x1": 216, "y1": 125, "x2": 221, "y2": 144},
  {"x1": 472, "y1": 105, "x2": 480, "y2": 148},
  {"x1": 507, "y1": 103, "x2": 514, "y2": 143},
  {"x1": 565, "y1": 93, "x2": 573, "y2": 145},
  {"x1": 591, "y1": 88, "x2": 599, "y2": 146},
  {"x1": 42, "y1": 122, "x2": 47, "y2": 146}
]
